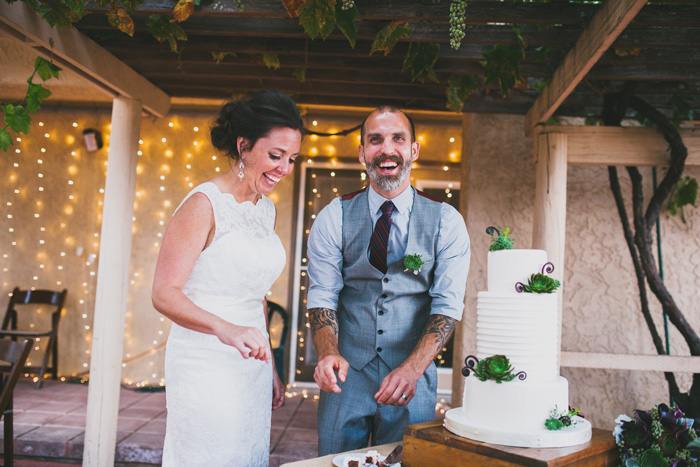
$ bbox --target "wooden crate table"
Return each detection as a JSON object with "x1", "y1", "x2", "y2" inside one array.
[{"x1": 403, "y1": 420, "x2": 618, "y2": 467}]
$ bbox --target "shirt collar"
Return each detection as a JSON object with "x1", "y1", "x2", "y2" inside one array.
[{"x1": 368, "y1": 184, "x2": 414, "y2": 216}]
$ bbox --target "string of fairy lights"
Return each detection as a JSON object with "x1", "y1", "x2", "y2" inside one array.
[{"x1": 1, "y1": 111, "x2": 462, "y2": 395}]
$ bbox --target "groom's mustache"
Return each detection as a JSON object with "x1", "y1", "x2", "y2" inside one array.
[{"x1": 372, "y1": 154, "x2": 405, "y2": 168}]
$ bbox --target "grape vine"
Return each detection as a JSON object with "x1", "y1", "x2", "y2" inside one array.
[{"x1": 449, "y1": 0, "x2": 467, "y2": 50}]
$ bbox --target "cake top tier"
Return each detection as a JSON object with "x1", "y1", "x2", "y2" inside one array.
[{"x1": 487, "y1": 249, "x2": 549, "y2": 294}]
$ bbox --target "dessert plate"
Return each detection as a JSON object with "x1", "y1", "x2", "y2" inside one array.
[{"x1": 331, "y1": 452, "x2": 399, "y2": 467}]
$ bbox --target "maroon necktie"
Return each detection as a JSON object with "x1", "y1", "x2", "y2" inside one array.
[{"x1": 369, "y1": 201, "x2": 395, "y2": 274}]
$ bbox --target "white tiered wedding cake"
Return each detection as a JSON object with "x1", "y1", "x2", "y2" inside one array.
[{"x1": 444, "y1": 243, "x2": 592, "y2": 448}]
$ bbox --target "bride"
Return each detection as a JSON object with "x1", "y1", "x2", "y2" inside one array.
[{"x1": 152, "y1": 90, "x2": 304, "y2": 466}]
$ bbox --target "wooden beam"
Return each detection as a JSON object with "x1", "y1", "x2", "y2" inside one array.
[
  {"x1": 0, "y1": 1, "x2": 170, "y2": 117},
  {"x1": 535, "y1": 126, "x2": 700, "y2": 167},
  {"x1": 525, "y1": 0, "x2": 648, "y2": 133}
]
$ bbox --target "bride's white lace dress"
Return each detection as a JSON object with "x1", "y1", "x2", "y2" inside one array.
[{"x1": 162, "y1": 182, "x2": 286, "y2": 467}]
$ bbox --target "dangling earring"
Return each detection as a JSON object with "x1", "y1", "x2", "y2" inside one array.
[{"x1": 237, "y1": 160, "x2": 245, "y2": 180}]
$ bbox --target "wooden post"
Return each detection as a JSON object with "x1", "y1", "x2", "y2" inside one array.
[
  {"x1": 83, "y1": 97, "x2": 142, "y2": 467},
  {"x1": 532, "y1": 132, "x2": 568, "y2": 372},
  {"x1": 452, "y1": 113, "x2": 472, "y2": 407}
]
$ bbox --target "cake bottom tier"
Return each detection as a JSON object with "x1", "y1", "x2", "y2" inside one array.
[
  {"x1": 462, "y1": 376, "x2": 569, "y2": 430},
  {"x1": 444, "y1": 409, "x2": 592, "y2": 448}
]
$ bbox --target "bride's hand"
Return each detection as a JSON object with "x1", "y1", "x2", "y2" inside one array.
[
  {"x1": 217, "y1": 323, "x2": 271, "y2": 363},
  {"x1": 272, "y1": 368, "x2": 285, "y2": 410}
]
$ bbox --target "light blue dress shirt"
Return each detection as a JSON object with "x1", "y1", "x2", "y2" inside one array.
[{"x1": 307, "y1": 184, "x2": 470, "y2": 321}]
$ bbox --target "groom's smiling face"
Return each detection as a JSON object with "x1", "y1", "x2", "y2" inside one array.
[{"x1": 359, "y1": 110, "x2": 420, "y2": 198}]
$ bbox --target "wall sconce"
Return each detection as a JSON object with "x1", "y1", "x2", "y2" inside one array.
[{"x1": 83, "y1": 129, "x2": 103, "y2": 152}]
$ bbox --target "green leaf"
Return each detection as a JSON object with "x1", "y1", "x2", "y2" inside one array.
[
  {"x1": 3, "y1": 105, "x2": 31, "y2": 135},
  {"x1": 533, "y1": 45, "x2": 551, "y2": 63},
  {"x1": 261, "y1": 53, "x2": 281, "y2": 69},
  {"x1": 370, "y1": 21, "x2": 412, "y2": 56},
  {"x1": 512, "y1": 26, "x2": 527, "y2": 57},
  {"x1": 402, "y1": 42, "x2": 440, "y2": 84},
  {"x1": 545, "y1": 418, "x2": 564, "y2": 431},
  {"x1": 335, "y1": 1, "x2": 359, "y2": 48},
  {"x1": 34, "y1": 57, "x2": 61, "y2": 82},
  {"x1": 193, "y1": 0, "x2": 202, "y2": 6},
  {"x1": 292, "y1": 67, "x2": 307, "y2": 83},
  {"x1": 668, "y1": 95, "x2": 694, "y2": 123},
  {"x1": 146, "y1": 15, "x2": 188, "y2": 53},
  {"x1": 26, "y1": 83, "x2": 52, "y2": 113},
  {"x1": 108, "y1": 7, "x2": 136, "y2": 36},
  {"x1": 482, "y1": 44, "x2": 523, "y2": 97},
  {"x1": 298, "y1": 0, "x2": 336, "y2": 40},
  {"x1": 584, "y1": 115, "x2": 602, "y2": 126},
  {"x1": 38, "y1": 0, "x2": 84, "y2": 29},
  {"x1": 0, "y1": 128, "x2": 13, "y2": 151},
  {"x1": 121, "y1": 0, "x2": 145, "y2": 12},
  {"x1": 445, "y1": 74, "x2": 480, "y2": 112},
  {"x1": 639, "y1": 449, "x2": 669, "y2": 467},
  {"x1": 532, "y1": 79, "x2": 549, "y2": 92},
  {"x1": 211, "y1": 51, "x2": 236, "y2": 64}
]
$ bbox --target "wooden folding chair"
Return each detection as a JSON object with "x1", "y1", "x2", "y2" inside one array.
[
  {"x1": 0, "y1": 288, "x2": 66, "y2": 388},
  {"x1": 0, "y1": 338, "x2": 32, "y2": 466}
]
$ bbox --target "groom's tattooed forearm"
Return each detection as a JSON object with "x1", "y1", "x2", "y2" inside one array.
[
  {"x1": 308, "y1": 307, "x2": 339, "y2": 336},
  {"x1": 420, "y1": 315, "x2": 456, "y2": 351}
]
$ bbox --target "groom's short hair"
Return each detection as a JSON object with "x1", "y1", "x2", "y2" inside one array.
[{"x1": 360, "y1": 105, "x2": 416, "y2": 145}]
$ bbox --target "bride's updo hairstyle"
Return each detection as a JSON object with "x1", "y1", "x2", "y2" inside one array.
[{"x1": 210, "y1": 90, "x2": 304, "y2": 161}]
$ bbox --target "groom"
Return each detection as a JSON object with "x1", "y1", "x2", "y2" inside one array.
[{"x1": 307, "y1": 105, "x2": 470, "y2": 455}]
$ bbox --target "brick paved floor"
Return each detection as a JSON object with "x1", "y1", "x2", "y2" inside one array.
[{"x1": 1, "y1": 379, "x2": 449, "y2": 466}]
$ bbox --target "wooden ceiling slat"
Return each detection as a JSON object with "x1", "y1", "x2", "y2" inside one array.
[
  {"x1": 86, "y1": 1, "x2": 700, "y2": 28},
  {"x1": 76, "y1": 15, "x2": 700, "y2": 50}
]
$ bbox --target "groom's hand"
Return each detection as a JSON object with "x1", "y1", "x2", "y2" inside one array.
[
  {"x1": 314, "y1": 354, "x2": 349, "y2": 393},
  {"x1": 374, "y1": 365, "x2": 420, "y2": 406}
]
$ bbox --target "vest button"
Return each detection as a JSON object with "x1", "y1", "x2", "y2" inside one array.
[
  {"x1": 378, "y1": 330, "x2": 384, "y2": 335},
  {"x1": 377, "y1": 347, "x2": 383, "y2": 352},
  {"x1": 383, "y1": 278, "x2": 389, "y2": 283},
  {"x1": 378, "y1": 310, "x2": 384, "y2": 316},
  {"x1": 381, "y1": 293, "x2": 387, "y2": 299}
]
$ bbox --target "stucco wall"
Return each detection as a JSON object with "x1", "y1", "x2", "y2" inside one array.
[{"x1": 462, "y1": 113, "x2": 699, "y2": 429}]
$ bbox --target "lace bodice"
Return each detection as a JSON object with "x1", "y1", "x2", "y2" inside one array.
[{"x1": 178, "y1": 182, "x2": 286, "y2": 304}]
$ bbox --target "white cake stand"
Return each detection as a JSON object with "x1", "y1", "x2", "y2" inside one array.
[{"x1": 444, "y1": 407, "x2": 593, "y2": 449}]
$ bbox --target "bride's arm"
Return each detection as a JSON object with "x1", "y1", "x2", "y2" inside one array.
[
  {"x1": 152, "y1": 193, "x2": 270, "y2": 363},
  {"x1": 263, "y1": 300, "x2": 286, "y2": 410}
]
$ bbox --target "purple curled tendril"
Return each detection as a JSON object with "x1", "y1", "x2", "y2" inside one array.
[
  {"x1": 541, "y1": 262, "x2": 555, "y2": 275},
  {"x1": 515, "y1": 282, "x2": 526, "y2": 293},
  {"x1": 485, "y1": 226, "x2": 500, "y2": 237},
  {"x1": 462, "y1": 355, "x2": 479, "y2": 377},
  {"x1": 515, "y1": 371, "x2": 527, "y2": 381}
]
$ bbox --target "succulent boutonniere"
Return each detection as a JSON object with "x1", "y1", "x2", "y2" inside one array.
[{"x1": 403, "y1": 253, "x2": 424, "y2": 275}]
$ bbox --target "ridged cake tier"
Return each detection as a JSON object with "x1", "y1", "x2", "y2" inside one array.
[{"x1": 477, "y1": 291, "x2": 559, "y2": 381}]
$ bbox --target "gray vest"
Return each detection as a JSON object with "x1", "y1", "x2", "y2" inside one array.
[{"x1": 339, "y1": 187, "x2": 442, "y2": 370}]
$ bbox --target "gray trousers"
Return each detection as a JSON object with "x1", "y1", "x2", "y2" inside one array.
[{"x1": 317, "y1": 356, "x2": 437, "y2": 456}]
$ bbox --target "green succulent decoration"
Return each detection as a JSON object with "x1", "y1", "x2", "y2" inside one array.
[
  {"x1": 486, "y1": 226, "x2": 514, "y2": 252},
  {"x1": 518, "y1": 273, "x2": 561, "y2": 294},
  {"x1": 473, "y1": 355, "x2": 522, "y2": 383},
  {"x1": 403, "y1": 253, "x2": 424, "y2": 275},
  {"x1": 545, "y1": 407, "x2": 582, "y2": 431}
]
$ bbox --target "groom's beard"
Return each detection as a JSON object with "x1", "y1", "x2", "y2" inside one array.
[{"x1": 364, "y1": 154, "x2": 412, "y2": 192}]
